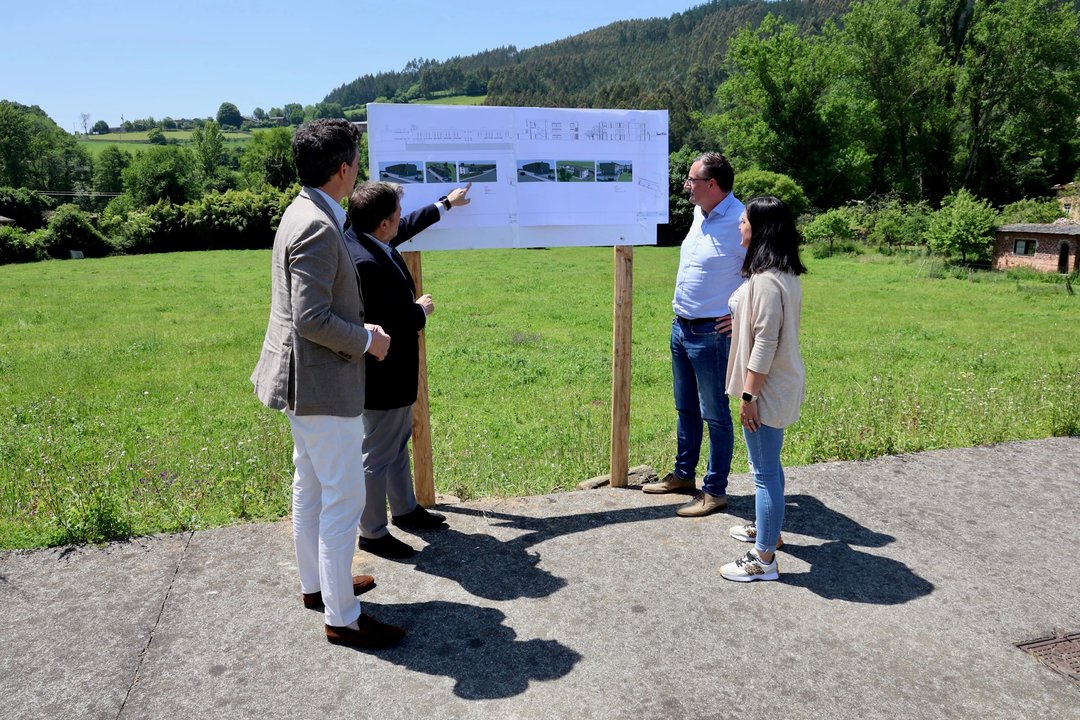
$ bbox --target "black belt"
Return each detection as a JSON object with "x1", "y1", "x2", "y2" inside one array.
[{"x1": 676, "y1": 315, "x2": 717, "y2": 324}]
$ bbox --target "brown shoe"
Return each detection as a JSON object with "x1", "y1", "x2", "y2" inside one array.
[
  {"x1": 642, "y1": 472, "x2": 696, "y2": 494},
  {"x1": 676, "y1": 491, "x2": 728, "y2": 517},
  {"x1": 326, "y1": 613, "x2": 405, "y2": 650},
  {"x1": 302, "y1": 575, "x2": 376, "y2": 611}
]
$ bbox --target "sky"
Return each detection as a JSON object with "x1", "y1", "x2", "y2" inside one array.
[{"x1": 2, "y1": 0, "x2": 703, "y2": 133}]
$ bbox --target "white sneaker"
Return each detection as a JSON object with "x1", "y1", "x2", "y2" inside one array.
[
  {"x1": 729, "y1": 522, "x2": 757, "y2": 543},
  {"x1": 728, "y1": 522, "x2": 783, "y2": 549},
  {"x1": 721, "y1": 550, "x2": 779, "y2": 582}
]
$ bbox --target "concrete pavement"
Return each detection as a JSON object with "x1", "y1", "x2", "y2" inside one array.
[{"x1": 2, "y1": 438, "x2": 1078, "y2": 719}]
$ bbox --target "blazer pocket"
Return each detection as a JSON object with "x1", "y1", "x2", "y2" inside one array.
[{"x1": 297, "y1": 342, "x2": 342, "y2": 366}]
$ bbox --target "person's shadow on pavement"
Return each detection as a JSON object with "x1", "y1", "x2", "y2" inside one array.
[
  {"x1": 406, "y1": 503, "x2": 678, "y2": 601},
  {"x1": 365, "y1": 600, "x2": 582, "y2": 700},
  {"x1": 725, "y1": 493, "x2": 933, "y2": 604}
]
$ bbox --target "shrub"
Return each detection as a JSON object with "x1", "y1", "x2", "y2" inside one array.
[
  {"x1": 109, "y1": 211, "x2": 156, "y2": 255},
  {"x1": 0, "y1": 225, "x2": 48, "y2": 264},
  {"x1": 802, "y1": 207, "x2": 859, "y2": 254},
  {"x1": 44, "y1": 204, "x2": 116, "y2": 258},
  {"x1": 142, "y1": 200, "x2": 188, "y2": 253},
  {"x1": 926, "y1": 189, "x2": 998, "y2": 263},
  {"x1": 733, "y1": 169, "x2": 809, "y2": 217},
  {"x1": 0, "y1": 186, "x2": 55, "y2": 230},
  {"x1": 998, "y1": 198, "x2": 1064, "y2": 225},
  {"x1": 185, "y1": 188, "x2": 289, "y2": 250},
  {"x1": 864, "y1": 199, "x2": 932, "y2": 248}
]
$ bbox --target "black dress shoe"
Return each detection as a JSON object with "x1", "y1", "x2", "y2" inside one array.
[
  {"x1": 326, "y1": 613, "x2": 405, "y2": 650},
  {"x1": 359, "y1": 532, "x2": 415, "y2": 559},
  {"x1": 392, "y1": 506, "x2": 447, "y2": 530}
]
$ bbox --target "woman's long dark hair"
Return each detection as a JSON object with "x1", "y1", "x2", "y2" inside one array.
[{"x1": 741, "y1": 196, "x2": 808, "y2": 277}]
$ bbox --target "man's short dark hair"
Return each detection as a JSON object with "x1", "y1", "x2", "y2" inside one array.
[
  {"x1": 695, "y1": 152, "x2": 734, "y2": 192},
  {"x1": 348, "y1": 181, "x2": 404, "y2": 233},
  {"x1": 292, "y1": 119, "x2": 360, "y2": 188}
]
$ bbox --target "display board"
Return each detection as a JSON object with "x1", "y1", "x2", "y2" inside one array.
[{"x1": 366, "y1": 103, "x2": 669, "y2": 250}]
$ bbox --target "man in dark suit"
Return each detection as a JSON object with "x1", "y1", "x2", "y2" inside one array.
[
  {"x1": 251, "y1": 120, "x2": 402, "y2": 650},
  {"x1": 344, "y1": 180, "x2": 471, "y2": 558}
]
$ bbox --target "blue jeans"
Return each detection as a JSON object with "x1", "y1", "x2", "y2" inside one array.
[
  {"x1": 744, "y1": 423, "x2": 785, "y2": 554},
  {"x1": 671, "y1": 318, "x2": 733, "y2": 497}
]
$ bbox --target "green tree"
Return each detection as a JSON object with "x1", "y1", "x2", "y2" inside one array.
[
  {"x1": 216, "y1": 102, "x2": 243, "y2": 128},
  {"x1": 146, "y1": 127, "x2": 167, "y2": 145},
  {"x1": 954, "y1": 0, "x2": 1080, "y2": 202},
  {"x1": 837, "y1": 0, "x2": 952, "y2": 200},
  {"x1": 191, "y1": 120, "x2": 225, "y2": 181},
  {"x1": 733, "y1": 169, "x2": 809, "y2": 217},
  {"x1": 925, "y1": 189, "x2": 998, "y2": 262},
  {"x1": 0, "y1": 101, "x2": 91, "y2": 192},
  {"x1": 91, "y1": 120, "x2": 110, "y2": 134},
  {"x1": 239, "y1": 127, "x2": 295, "y2": 190},
  {"x1": 703, "y1": 16, "x2": 871, "y2": 207},
  {"x1": 314, "y1": 102, "x2": 344, "y2": 119},
  {"x1": 122, "y1": 146, "x2": 199, "y2": 206},
  {"x1": 0, "y1": 102, "x2": 34, "y2": 187},
  {"x1": 92, "y1": 146, "x2": 132, "y2": 195},
  {"x1": 803, "y1": 207, "x2": 859, "y2": 249},
  {"x1": 253, "y1": 107, "x2": 266, "y2": 120},
  {"x1": 283, "y1": 103, "x2": 304, "y2": 126}
]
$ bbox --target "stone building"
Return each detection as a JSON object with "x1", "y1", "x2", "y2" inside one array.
[
  {"x1": 992, "y1": 223, "x2": 1080, "y2": 273},
  {"x1": 1054, "y1": 182, "x2": 1080, "y2": 221}
]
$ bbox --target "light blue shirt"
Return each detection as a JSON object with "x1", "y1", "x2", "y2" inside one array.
[
  {"x1": 672, "y1": 193, "x2": 746, "y2": 319},
  {"x1": 312, "y1": 187, "x2": 347, "y2": 231}
]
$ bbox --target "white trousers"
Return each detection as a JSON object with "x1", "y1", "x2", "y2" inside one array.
[
  {"x1": 360, "y1": 406, "x2": 418, "y2": 539},
  {"x1": 287, "y1": 411, "x2": 366, "y2": 628}
]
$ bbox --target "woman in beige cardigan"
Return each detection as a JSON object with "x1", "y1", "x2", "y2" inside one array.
[{"x1": 722, "y1": 196, "x2": 807, "y2": 582}]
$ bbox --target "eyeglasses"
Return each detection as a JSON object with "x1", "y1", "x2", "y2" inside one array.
[{"x1": 684, "y1": 176, "x2": 711, "y2": 184}]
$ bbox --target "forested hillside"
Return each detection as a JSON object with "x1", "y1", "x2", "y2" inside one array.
[{"x1": 324, "y1": 0, "x2": 851, "y2": 148}]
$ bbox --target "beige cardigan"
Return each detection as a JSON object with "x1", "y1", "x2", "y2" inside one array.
[{"x1": 725, "y1": 270, "x2": 805, "y2": 429}]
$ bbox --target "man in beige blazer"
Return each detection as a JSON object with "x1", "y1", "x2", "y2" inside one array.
[{"x1": 251, "y1": 119, "x2": 403, "y2": 650}]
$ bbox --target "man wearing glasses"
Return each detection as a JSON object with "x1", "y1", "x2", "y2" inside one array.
[{"x1": 642, "y1": 153, "x2": 746, "y2": 518}]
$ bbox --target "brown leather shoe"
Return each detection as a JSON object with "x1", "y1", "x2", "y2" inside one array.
[
  {"x1": 301, "y1": 575, "x2": 376, "y2": 611},
  {"x1": 642, "y1": 472, "x2": 696, "y2": 494},
  {"x1": 676, "y1": 491, "x2": 728, "y2": 517},
  {"x1": 326, "y1": 613, "x2": 405, "y2": 650}
]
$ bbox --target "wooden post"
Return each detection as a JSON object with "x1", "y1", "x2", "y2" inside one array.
[
  {"x1": 401, "y1": 251, "x2": 436, "y2": 507},
  {"x1": 609, "y1": 244, "x2": 633, "y2": 488}
]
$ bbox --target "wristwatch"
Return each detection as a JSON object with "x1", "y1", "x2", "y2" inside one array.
[
  {"x1": 741, "y1": 391, "x2": 757, "y2": 403},
  {"x1": 438, "y1": 195, "x2": 451, "y2": 211}
]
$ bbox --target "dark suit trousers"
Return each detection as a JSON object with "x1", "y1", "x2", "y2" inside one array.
[{"x1": 359, "y1": 406, "x2": 417, "y2": 538}]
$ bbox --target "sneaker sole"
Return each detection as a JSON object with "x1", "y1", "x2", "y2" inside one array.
[{"x1": 721, "y1": 570, "x2": 779, "y2": 582}]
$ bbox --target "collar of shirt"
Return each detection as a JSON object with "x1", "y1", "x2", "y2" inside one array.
[
  {"x1": 311, "y1": 187, "x2": 347, "y2": 231},
  {"x1": 365, "y1": 232, "x2": 396, "y2": 259},
  {"x1": 703, "y1": 191, "x2": 737, "y2": 222}
]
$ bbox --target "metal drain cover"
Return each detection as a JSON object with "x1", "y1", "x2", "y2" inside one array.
[{"x1": 1016, "y1": 632, "x2": 1080, "y2": 685}]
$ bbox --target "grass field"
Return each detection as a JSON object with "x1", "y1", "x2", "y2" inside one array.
[
  {"x1": 78, "y1": 130, "x2": 252, "y2": 156},
  {"x1": 1, "y1": 249, "x2": 1077, "y2": 549},
  {"x1": 422, "y1": 95, "x2": 487, "y2": 106}
]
